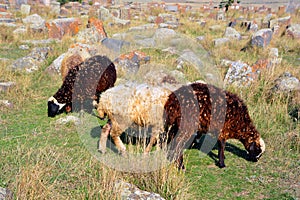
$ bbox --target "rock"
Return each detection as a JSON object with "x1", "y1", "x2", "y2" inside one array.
[
  {"x1": 177, "y1": 49, "x2": 204, "y2": 71},
  {"x1": 196, "y1": 36, "x2": 205, "y2": 41},
  {"x1": 286, "y1": 24, "x2": 300, "y2": 39},
  {"x1": 262, "y1": 13, "x2": 272, "y2": 27},
  {"x1": 22, "y1": 14, "x2": 46, "y2": 31},
  {"x1": 224, "y1": 27, "x2": 241, "y2": 40},
  {"x1": 129, "y1": 24, "x2": 155, "y2": 32},
  {"x1": 19, "y1": 45, "x2": 30, "y2": 50},
  {"x1": 228, "y1": 19, "x2": 237, "y2": 27},
  {"x1": 113, "y1": 17, "x2": 130, "y2": 26},
  {"x1": 45, "y1": 18, "x2": 80, "y2": 39},
  {"x1": 115, "y1": 180, "x2": 165, "y2": 200},
  {"x1": 0, "y1": 187, "x2": 13, "y2": 200},
  {"x1": 115, "y1": 51, "x2": 150, "y2": 74},
  {"x1": 0, "y1": 100, "x2": 13, "y2": 108},
  {"x1": 213, "y1": 38, "x2": 230, "y2": 46},
  {"x1": 20, "y1": 4, "x2": 31, "y2": 16},
  {"x1": 0, "y1": 82, "x2": 15, "y2": 92},
  {"x1": 50, "y1": 1, "x2": 61, "y2": 15},
  {"x1": 9, "y1": 47, "x2": 51, "y2": 73},
  {"x1": 98, "y1": 6, "x2": 112, "y2": 21},
  {"x1": 159, "y1": 22, "x2": 178, "y2": 29},
  {"x1": 56, "y1": 115, "x2": 81, "y2": 125},
  {"x1": 76, "y1": 18, "x2": 107, "y2": 44},
  {"x1": 153, "y1": 28, "x2": 176, "y2": 40},
  {"x1": 13, "y1": 26, "x2": 27, "y2": 36},
  {"x1": 251, "y1": 29, "x2": 273, "y2": 48},
  {"x1": 135, "y1": 38, "x2": 155, "y2": 47},
  {"x1": 87, "y1": 18, "x2": 107, "y2": 37},
  {"x1": 143, "y1": 68, "x2": 183, "y2": 86},
  {"x1": 272, "y1": 72, "x2": 300, "y2": 93},
  {"x1": 209, "y1": 25, "x2": 222, "y2": 31},
  {"x1": 286, "y1": 0, "x2": 300, "y2": 13},
  {"x1": 21, "y1": 39, "x2": 59, "y2": 46},
  {"x1": 197, "y1": 21, "x2": 206, "y2": 27},
  {"x1": 248, "y1": 22, "x2": 258, "y2": 32},
  {"x1": 101, "y1": 38, "x2": 130, "y2": 53},
  {"x1": 46, "y1": 43, "x2": 93, "y2": 76},
  {"x1": 0, "y1": 21, "x2": 16, "y2": 27},
  {"x1": 224, "y1": 61, "x2": 258, "y2": 87},
  {"x1": 46, "y1": 53, "x2": 65, "y2": 75}
]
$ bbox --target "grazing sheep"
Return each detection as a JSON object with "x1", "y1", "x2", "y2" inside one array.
[
  {"x1": 48, "y1": 55, "x2": 116, "y2": 117},
  {"x1": 96, "y1": 82, "x2": 173, "y2": 155},
  {"x1": 163, "y1": 82, "x2": 265, "y2": 169}
]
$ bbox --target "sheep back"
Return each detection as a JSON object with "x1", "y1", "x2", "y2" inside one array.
[{"x1": 97, "y1": 83, "x2": 172, "y2": 135}]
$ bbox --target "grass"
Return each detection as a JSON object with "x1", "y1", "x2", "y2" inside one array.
[{"x1": 1, "y1": 6, "x2": 300, "y2": 200}]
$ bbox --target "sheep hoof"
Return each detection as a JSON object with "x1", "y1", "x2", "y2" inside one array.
[
  {"x1": 218, "y1": 162, "x2": 226, "y2": 168},
  {"x1": 98, "y1": 149, "x2": 106, "y2": 154},
  {"x1": 119, "y1": 150, "x2": 128, "y2": 158}
]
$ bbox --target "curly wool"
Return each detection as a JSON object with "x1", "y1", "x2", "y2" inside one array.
[
  {"x1": 97, "y1": 82, "x2": 173, "y2": 153},
  {"x1": 49, "y1": 55, "x2": 116, "y2": 116}
]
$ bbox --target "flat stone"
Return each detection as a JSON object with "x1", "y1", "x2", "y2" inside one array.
[
  {"x1": 272, "y1": 72, "x2": 300, "y2": 93},
  {"x1": 22, "y1": 14, "x2": 46, "y2": 30},
  {"x1": 0, "y1": 187, "x2": 13, "y2": 199},
  {"x1": 0, "y1": 100, "x2": 13, "y2": 108},
  {"x1": 56, "y1": 115, "x2": 81, "y2": 125},
  {"x1": 115, "y1": 180, "x2": 165, "y2": 200},
  {"x1": 224, "y1": 27, "x2": 241, "y2": 40},
  {"x1": 213, "y1": 38, "x2": 230, "y2": 46},
  {"x1": 0, "y1": 82, "x2": 15, "y2": 92}
]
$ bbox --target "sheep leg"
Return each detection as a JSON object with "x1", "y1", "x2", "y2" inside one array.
[
  {"x1": 98, "y1": 123, "x2": 111, "y2": 153},
  {"x1": 144, "y1": 135, "x2": 158, "y2": 154},
  {"x1": 217, "y1": 139, "x2": 226, "y2": 168},
  {"x1": 176, "y1": 154, "x2": 185, "y2": 171},
  {"x1": 111, "y1": 136, "x2": 127, "y2": 155}
]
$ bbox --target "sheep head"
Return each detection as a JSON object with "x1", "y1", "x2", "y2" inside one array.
[
  {"x1": 48, "y1": 96, "x2": 66, "y2": 117},
  {"x1": 247, "y1": 138, "x2": 266, "y2": 162}
]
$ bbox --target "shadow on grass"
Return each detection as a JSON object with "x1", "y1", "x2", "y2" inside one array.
[{"x1": 191, "y1": 137, "x2": 250, "y2": 167}]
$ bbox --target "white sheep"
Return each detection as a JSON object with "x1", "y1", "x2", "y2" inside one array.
[{"x1": 96, "y1": 82, "x2": 175, "y2": 155}]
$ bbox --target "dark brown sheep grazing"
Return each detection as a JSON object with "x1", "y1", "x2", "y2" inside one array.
[
  {"x1": 163, "y1": 82, "x2": 265, "y2": 169},
  {"x1": 48, "y1": 55, "x2": 116, "y2": 117}
]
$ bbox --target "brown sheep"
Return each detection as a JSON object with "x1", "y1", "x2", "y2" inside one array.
[
  {"x1": 48, "y1": 55, "x2": 116, "y2": 117},
  {"x1": 163, "y1": 82, "x2": 265, "y2": 169}
]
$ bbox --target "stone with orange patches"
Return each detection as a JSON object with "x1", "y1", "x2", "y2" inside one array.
[
  {"x1": 87, "y1": 17, "x2": 107, "y2": 38},
  {"x1": 46, "y1": 18, "x2": 81, "y2": 39}
]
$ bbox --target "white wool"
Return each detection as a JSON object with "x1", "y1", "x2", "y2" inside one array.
[{"x1": 97, "y1": 82, "x2": 173, "y2": 151}]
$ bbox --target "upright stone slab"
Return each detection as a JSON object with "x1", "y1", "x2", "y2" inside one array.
[
  {"x1": 50, "y1": 1, "x2": 61, "y2": 15},
  {"x1": 20, "y1": 4, "x2": 30, "y2": 15},
  {"x1": 46, "y1": 18, "x2": 80, "y2": 39},
  {"x1": 251, "y1": 29, "x2": 273, "y2": 48}
]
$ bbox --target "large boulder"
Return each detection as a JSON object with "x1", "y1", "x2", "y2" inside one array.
[
  {"x1": 224, "y1": 61, "x2": 258, "y2": 87},
  {"x1": 76, "y1": 18, "x2": 107, "y2": 44},
  {"x1": 251, "y1": 29, "x2": 273, "y2": 48},
  {"x1": 45, "y1": 18, "x2": 80, "y2": 39},
  {"x1": 286, "y1": 24, "x2": 300, "y2": 39},
  {"x1": 224, "y1": 27, "x2": 241, "y2": 40},
  {"x1": 22, "y1": 14, "x2": 46, "y2": 31},
  {"x1": 9, "y1": 47, "x2": 51, "y2": 73},
  {"x1": 272, "y1": 72, "x2": 300, "y2": 93}
]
